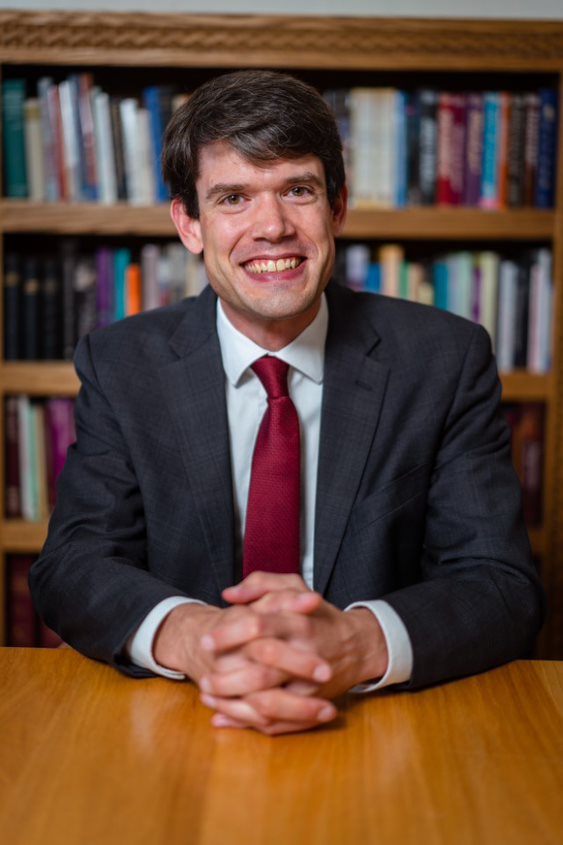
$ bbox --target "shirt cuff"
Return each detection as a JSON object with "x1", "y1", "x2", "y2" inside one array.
[
  {"x1": 126, "y1": 596, "x2": 206, "y2": 680},
  {"x1": 345, "y1": 599, "x2": 413, "y2": 692}
]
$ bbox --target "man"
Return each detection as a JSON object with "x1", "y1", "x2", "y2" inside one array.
[{"x1": 31, "y1": 71, "x2": 544, "y2": 736}]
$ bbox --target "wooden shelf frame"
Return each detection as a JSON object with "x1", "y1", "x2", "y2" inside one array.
[{"x1": 1, "y1": 11, "x2": 563, "y2": 656}]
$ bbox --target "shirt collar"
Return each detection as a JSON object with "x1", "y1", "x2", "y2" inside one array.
[{"x1": 216, "y1": 294, "x2": 328, "y2": 387}]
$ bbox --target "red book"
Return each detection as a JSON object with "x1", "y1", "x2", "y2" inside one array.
[
  {"x1": 437, "y1": 93, "x2": 466, "y2": 205},
  {"x1": 44, "y1": 398, "x2": 76, "y2": 508},
  {"x1": 7, "y1": 556, "x2": 37, "y2": 647}
]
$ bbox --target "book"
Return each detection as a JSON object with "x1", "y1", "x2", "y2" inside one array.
[
  {"x1": 7, "y1": 556, "x2": 36, "y2": 646},
  {"x1": 60, "y1": 239, "x2": 78, "y2": 359},
  {"x1": 535, "y1": 88, "x2": 558, "y2": 208},
  {"x1": 17, "y1": 395, "x2": 35, "y2": 521},
  {"x1": 5, "y1": 396, "x2": 22, "y2": 518},
  {"x1": 523, "y1": 92, "x2": 540, "y2": 206},
  {"x1": 95, "y1": 246, "x2": 115, "y2": 328},
  {"x1": 37, "y1": 76, "x2": 59, "y2": 202},
  {"x1": 143, "y1": 85, "x2": 172, "y2": 203},
  {"x1": 379, "y1": 244, "x2": 403, "y2": 297},
  {"x1": 127, "y1": 263, "x2": 142, "y2": 315},
  {"x1": 41, "y1": 256, "x2": 61, "y2": 360},
  {"x1": 345, "y1": 244, "x2": 371, "y2": 292},
  {"x1": 74, "y1": 255, "x2": 98, "y2": 341},
  {"x1": 463, "y1": 93, "x2": 484, "y2": 206},
  {"x1": 92, "y1": 88, "x2": 117, "y2": 204},
  {"x1": 496, "y1": 259, "x2": 518, "y2": 372},
  {"x1": 481, "y1": 93, "x2": 501, "y2": 209},
  {"x1": 76, "y1": 73, "x2": 98, "y2": 201},
  {"x1": 418, "y1": 89, "x2": 438, "y2": 205},
  {"x1": 2, "y1": 79, "x2": 28, "y2": 197},
  {"x1": 506, "y1": 92, "x2": 527, "y2": 207},
  {"x1": 21, "y1": 256, "x2": 40, "y2": 360},
  {"x1": 527, "y1": 248, "x2": 553, "y2": 373},
  {"x1": 4, "y1": 252, "x2": 21, "y2": 360},
  {"x1": 24, "y1": 97, "x2": 45, "y2": 201}
]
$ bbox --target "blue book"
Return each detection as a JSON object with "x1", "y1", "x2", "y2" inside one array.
[
  {"x1": 480, "y1": 93, "x2": 500, "y2": 209},
  {"x1": 365, "y1": 263, "x2": 381, "y2": 294},
  {"x1": 535, "y1": 88, "x2": 558, "y2": 209},
  {"x1": 143, "y1": 86, "x2": 171, "y2": 204},
  {"x1": 433, "y1": 260, "x2": 449, "y2": 310},
  {"x1": 2, "y1": 79, "x2": 28, "y2": 197},
  {"x1": 395, "y1": 90, "x2": 408, "y2": 207},
  {"x1": 114, "y1": 248, "x2": 131, "y2": 322}
]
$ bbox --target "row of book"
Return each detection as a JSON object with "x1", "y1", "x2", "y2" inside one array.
[
  {"x1": 2, "y1": 76, "x2": 558, "y2": 210},
  {"x1": 2, "y1": 75, "x2": 188, "y2": 204},
  {"x1": 5, "y1": 555, "x2": 62, "y2": 647},
  {"x1": 4, "y1": 396, "x2": 76, "y2": 521},
  {"x1": 336, "y1": 244, "x2": 553, "y2": 373},
  {"x1": 325, "y1": 87, "x2": 558, "y2": 209},
  {"x1": 4, "y1": 242, "x2": 206, "y2": 361}
]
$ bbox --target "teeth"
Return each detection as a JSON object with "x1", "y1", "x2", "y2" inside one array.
[{"x1": 245, "y1": 257, "x2": 301, "y2": 274}]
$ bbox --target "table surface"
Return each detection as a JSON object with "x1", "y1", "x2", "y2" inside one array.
[{"x1": 1, "y1": 649, "x2": 562, "y2": 845}]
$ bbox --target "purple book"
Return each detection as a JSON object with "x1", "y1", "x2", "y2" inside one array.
[
  {"x1": 45, "y1": 398, "x2": 76, "y2": 509},
  {"x1": 96, "y1": 246, "x2": 115, "y2": 329},
  {"x1": 463, "y1": 93, "x2": 484, "y2": 206}
]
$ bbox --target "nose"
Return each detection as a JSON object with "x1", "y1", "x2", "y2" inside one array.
[{"x1": 251, "y1": 194, "x2": 296, "y2": 241}]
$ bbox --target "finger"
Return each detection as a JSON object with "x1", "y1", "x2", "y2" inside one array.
[
  {"x1": 200, "y1": 693, "x2": 271, "y2": 728},
  {"x1": 246, "y1": 688, "x2": 337, "y2": 725},
  {"x1": 200, "y1": 663, "x2": 289, "y2": 697},
  {"x1": 223, "y1": 572, "x2": 307, "y2": 604},
  {"x1": 245, "y1": 637, "x2": 331, "y2": 684},
  {"x1": 212, "y1": 714, "x2": 332, "y2": 736},
  {"x1": 202, "y1": 609, "x2": 313, "y2": 655},
  {"x1": 251, "y1": 590, "x2": 322, "y2": 616}
]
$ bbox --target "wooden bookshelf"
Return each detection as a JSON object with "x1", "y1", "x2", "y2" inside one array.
[{"x1": 1, "y1": 11, "x2": 563, "y2": 657}]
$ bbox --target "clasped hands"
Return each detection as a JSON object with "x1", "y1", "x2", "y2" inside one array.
[{"x1": 153, "y1": 572, "x2": 388, "y2": 736}]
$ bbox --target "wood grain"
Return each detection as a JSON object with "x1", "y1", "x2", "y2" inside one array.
[{"x1": 0, "y1": 650, "x2": 561, "y2": 845}]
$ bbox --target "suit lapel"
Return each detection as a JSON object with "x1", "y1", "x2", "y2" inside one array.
[
  {"x1": 159, "y1": 287, "x2": 235, "y2": 597},
  {"x1": 314, "y1": 286, "x2": 390, "y2": 596}
]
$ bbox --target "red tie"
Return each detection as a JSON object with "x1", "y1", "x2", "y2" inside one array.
[{"x1": 243, "y1": 357, "x2": 300, "y2": 577}]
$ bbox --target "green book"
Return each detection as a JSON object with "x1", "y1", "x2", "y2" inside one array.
[{"x1": 2, "y1": 79, "x2": 28, "y2": 197}]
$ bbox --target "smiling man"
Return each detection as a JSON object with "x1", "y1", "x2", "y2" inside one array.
[{"x1": 31, "y1": 71, "x2": 544, "y2": 736}]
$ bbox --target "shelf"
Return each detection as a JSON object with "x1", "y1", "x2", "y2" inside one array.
[
  {"x1": 0, "y1": 362, "x2": 80, "y2": 395},
  {"x1": 500, "y1": 372, "x2": 552, "y2": 402},
  {"x1": 0, "y1": 201, "x2": 556, "y2": 241},
  {"x1": 1, "y1": 520, "x2": 48, "y2": 552}
]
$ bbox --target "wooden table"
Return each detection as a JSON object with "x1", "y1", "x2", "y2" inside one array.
[{"x1": 1, "y1": 649, "x2": 562, "y2": 845}]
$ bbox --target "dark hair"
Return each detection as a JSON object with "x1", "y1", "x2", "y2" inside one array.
[{"x1": 162, "y1": 69, "x2": 345, "y2": 218}]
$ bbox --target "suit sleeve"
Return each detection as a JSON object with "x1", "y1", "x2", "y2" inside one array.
[
  {"x1": 382, "y1": 323, "x2": 545, "y2": 689},
  {"x1": 29, "y1": 334, "x2": 191, "y2": 676}
]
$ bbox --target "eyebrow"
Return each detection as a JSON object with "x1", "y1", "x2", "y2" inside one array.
[{"x1": 205, "y1": 171, "x2": 325, "y2": 202}]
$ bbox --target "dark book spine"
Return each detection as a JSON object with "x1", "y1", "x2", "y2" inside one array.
[
  {"x1": 513, "y1": 259, "x2": 530, "y2": 368},
  {"x1": 74, "y1": 256, "x2": 98, "y2": 340},
  {"x1": 4, "y1": 252, "x2": 21, "y2": 360},
  {"x1": 406, "y1": 91, "x2": 421, "y2": 205},
  {"x1": 7, "y1": 556, "x2": 37, "y2": 647},
  {"x1": 110, "y1": 96, "x2": 128, "y2": 201},
  {"x1": 523, "y1": 92, "x2": 540, "y2": 206},
  {"x1": 507, "y1": 92, "x2": 527, "y2": 207},
  {"x1": 535, "y1": 88, "x2": 558, "y2": 209},
  {"x1": 22, "y1": 256, "x2": 40, "y2": 360},
  {"x1": 41, "y1": 256, "x2": 61, "y2": 360},
  {"x1": 418, "y1": 89, "x2": 438, "y2": 205},
  {"x1": 2, "y1": 79, "x2": 28, "y2": 198},
  {"x1": 60, "y1": 239, "x2": 77, "y2": 360},
  {"x1": 463, "y1": 93, "x2": 484, "y2": 206},
  {"x1": 5, "y1": 396, "x2": 22, "y2": 518}
]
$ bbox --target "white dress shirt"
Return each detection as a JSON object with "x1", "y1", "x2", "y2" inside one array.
[{"x1": 129, "y1": 295, "x2": 413, "y2": 690}]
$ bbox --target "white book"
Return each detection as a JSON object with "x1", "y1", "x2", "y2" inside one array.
[
  {"x1": 350, "y1": 88, "x2": 379, "y2": 207},
  {"x1": 527, "y1": 249, "x2": 553, "y2": 373},
  {"x1": 137, "y1": 107, "x2": 156, "y2": 204},
  {"x1": 477, "y1": 251, "x2": 500, "y2": 349},
  {"x1": 58, "y1": 79, "x2": 80, "y2": 201},
  {"x1": 140, "y1": 244, "x2": 161, "y2": 311},
  {"x1": 24, "y1": 98, "x2": 45, "y2": 201},
  {"x1": 379, "y1": 244, "x2": 403, "y2": 298},
  {"x1": 166, "y1": 243, "x2": 188, "y2": 303},
  {"x1": 17, "y1": 396, "x2": 35, "y2": 521},
  {"x1": 496, "y1": 259, "x2": 518, "y2": 372},
  {"x1": 92, "y1": 88, "x2": 117, "y2": 205},
  {"x1": 373, "y1": 88, "x2": 396, "y2": 208},
  {"x1": 345, "y1": 244, "x2": 371, "y2": 291},
  {"x1": 119, "y1": 98, "x2": 143, "y2": 205}
]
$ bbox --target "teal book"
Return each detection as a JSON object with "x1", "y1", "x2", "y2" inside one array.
[
  {"x1": 114, "y1": 248, "x2": 131, "y2": 321},
  {"x1": 433, "y1": 260, "x2": 449, "y2": 310},
  {"x1": 2, "y1": 79, "x2": 28, "y2": 197}
]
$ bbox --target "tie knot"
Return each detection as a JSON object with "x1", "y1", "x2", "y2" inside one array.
[{"x1": 252, "y1": 356, "x2": 290, "y2": 399}]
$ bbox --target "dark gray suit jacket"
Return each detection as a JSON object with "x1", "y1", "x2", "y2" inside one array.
[{"x1": 30, "y1": 283, "x2": 544, "y2": 688}]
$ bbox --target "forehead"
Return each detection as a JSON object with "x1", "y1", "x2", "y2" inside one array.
[{"x1": 195, "y1": 141, "x2": 326, "y2": 188}]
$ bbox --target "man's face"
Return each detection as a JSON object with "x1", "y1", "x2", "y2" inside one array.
[{"x1": 171, "y1": 141, "x2": 347, "y2": 347}]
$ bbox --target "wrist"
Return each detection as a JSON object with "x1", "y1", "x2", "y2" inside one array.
[
  {"x1": 347, "y1": 608, "x2": 389, "y2": 685},
  {"x1": 153, "y1": 603, "x2": 220, "y2": 678}
]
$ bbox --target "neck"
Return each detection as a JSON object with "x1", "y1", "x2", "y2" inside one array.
[{"x1": 220, "y1": 301, "x2": 321, "y2": 351}]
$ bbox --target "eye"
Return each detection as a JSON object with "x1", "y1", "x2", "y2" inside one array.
[
  {"x1": 221, "y1": 194, "x2": 244, "y2": 207},
  {"x1": 288, "y1": 185, "x2": 314, "y2": 198}
]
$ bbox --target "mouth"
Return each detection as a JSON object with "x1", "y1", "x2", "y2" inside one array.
[{"x1": 243, "y1": 256, "x2": 305, "y2": 275}]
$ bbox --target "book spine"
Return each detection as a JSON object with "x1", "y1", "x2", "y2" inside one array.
[
  {"x1": 24, "y1": 97, "x2": 46, "y2": 201},
  {"x1": 535, "y1": 88, "x2": 558, "y2": 209},
  {"x1": 506, "y1": 92, "x2": 527, "y2": 207},
  {"x1": 449, "y1": 93, "x2": 466, "y2": 205},
  {"x1": 92, "y1": 89, "x2": 117, "y2": 204},
  {"x1": 76, "y1": 73, "x2": 98, "y2": 201},
  {"x1": 143, "y1": 85, "x2": 169, "y2": 203},
  {"x1": 4, "y1": 252, "x2": 21, "y2": 360},
  {"x1": 140, "y1": 244, "x2": 161, "y2": 311},
  {"x1": 60, "y1": 239, "x2": 78, "y2": 360},
  {"x1": 496, "y1": 92, "x2": 510, "y2": 208},
  {"x1": 405, "y1": 91, "x2": 421, "y2": 205},
  {"x1": 513, "y1": 259, "x2": 530, "y2": 368},
  {"x1": 37, "y1": 76, "x2": 59, "y2": 202},
  {"x1": 114, "y1": 248, "x2": 131, "y2": 320},
  {"x1": 41, "y1": 256, "x2": 61, "y2": 360},
  {"x1": 119, "y1": 98, "x2": 142, "y2": 205},
  {"x1": 110, "y1": 97, "x2": 128, "y2": 201},
  {"x1": 22, "y1": 256, "x2": 40, "y2": 360},
  {"x1": 74, "y1": 256, "x2": 98, "y2": 340},
  {"x1": 418, "y1": 89, "x2": 438, "y2": 205},
  {"x1": 394, "y1": 90, "x2": 408, "y2": 207},
  {"x1": 7, "y1": 556, "x2": 37, "y2": 646},
  {"x1": 437, "y1": 92, "x2": 454, "y2": 205},
  {"x1": 480, "y1": 93, "x2": 500, "y2": 209},
  {"x1": 5, "y1": 396, "x2": 22, "y2": 518},
  {"x1": 95, "y1": 246, "x2": 115, "y2": 328},
  {"x1": 2, "y1": 79, "x2": 28, "y2": 197},
  {"x1": 524, "y1": 92, "x2": 540, "y2": 206},
  {"x1": 127, "y1": 263, "x2": 143, "y2": 315},
  {"x1": 17, "y1": 395, "x2": 34, "y2": 521},
  {"x1": 496, "y1": 259, "x2": 518, "y2": 372},
  {"x1": 463, "y1": 93, "x2": 484, "y2": 206}
]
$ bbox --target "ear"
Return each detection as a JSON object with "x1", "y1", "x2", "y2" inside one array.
[
  {"x1": 331, "y1": 186, "x2": 348, "y2": 236},
  {"x1": 170, "y1": 198, "x2": 204, "y2": 255}
]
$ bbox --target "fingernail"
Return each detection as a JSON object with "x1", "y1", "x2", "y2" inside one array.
[
  {"x1": 319, "y1": 705, "x2": 336, "y2": 722},
  {"x1": 200, "y1": 677, "x2": 211, "y2": 693},
  {"x1": 201, "y1": 693, "x2": 216, "y2": 708},
  {"x1": 212, "y1": 714, "x2": 233, "y2": 728},
  {"x1": 313, "y1": 664, "x2": 331, "y2": 683},
  {"x1": 201, "y1": 635, "x2": 215, "y2": 652}
]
